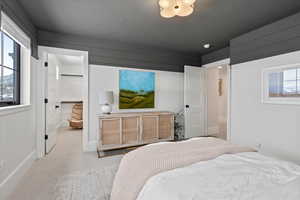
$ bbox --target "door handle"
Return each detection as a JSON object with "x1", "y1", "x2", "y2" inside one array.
[
  {"x1": 55, "y1": 105, "x2": 60, "y2": 109},
  {"x1": 185, "y1": 105, "x2": 190, "y2": 108}
]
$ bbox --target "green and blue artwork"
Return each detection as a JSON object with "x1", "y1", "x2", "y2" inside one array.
[{"x1": 119, "y1": 70, "x2": 155, "y2": 109}]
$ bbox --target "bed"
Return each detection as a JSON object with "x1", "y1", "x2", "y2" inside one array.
[{"x1": 110, "y1": 137, "x2": 300, "y2": 200}]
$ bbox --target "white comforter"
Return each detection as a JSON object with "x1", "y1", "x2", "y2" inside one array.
[{"x1": 137, "y1": 152, "x2": 300, "y2": 200}]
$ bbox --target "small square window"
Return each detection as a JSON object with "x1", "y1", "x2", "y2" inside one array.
[{"x1": 263, "y1": 64, "x2": 300, "y2": 104}]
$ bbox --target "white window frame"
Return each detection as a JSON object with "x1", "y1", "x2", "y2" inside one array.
[
  {"x1": 262, "y1": 63, "x2": 300, "y2": 105},
  {"x1": 1, "y1": 12, "x2": 31, "y2": 49},
  {"x1": 0, "y1": 11, "x2": 31, "y2": 113}
]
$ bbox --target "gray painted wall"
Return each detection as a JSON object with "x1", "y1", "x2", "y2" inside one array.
[
  {"x1": 0, "y1": 0, "x2": 38, "y2": 58},
  {"x1": 202, "y1": 11, "x2": 300, "y2": 66},
  {"x1": 38, "y1": 30, "x2": 201, "y2": 72},
  {"x1": 231, "y1": 11, "x2": 300, "y2": 65},
  {"x1": 201, "y1": 47, "x2": 230, "y2": 65}
]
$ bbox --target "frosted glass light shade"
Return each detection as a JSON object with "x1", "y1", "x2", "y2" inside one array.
[
  {"x1": 173, "y1": 5, "x2": 181, "y2": 15},
  {"x1": 159, "y1": 0, "x2": 170, "y2": 8},
  {"x1": 159, "y1": 0, "x2": 195, "y2": 18},
  {"x1": 177, "y1": 4, "x2": 193, "y2": 17},
  {"x1": 99, "y1": 91, "x2": 114, "y2": 104},
  {"x1": 160, "y1": 7, "x2": 176, "y2": 18},
  {"x1": 183, "y1": 0, "x2": 196, "y2": 5}
]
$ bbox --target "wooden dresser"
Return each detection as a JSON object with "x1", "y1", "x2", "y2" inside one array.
[{"x1": 98, "y1": 111, "x2": 174, "y2": 152}]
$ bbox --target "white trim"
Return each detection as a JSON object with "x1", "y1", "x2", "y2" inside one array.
[
  {"x1": 0, "y1": 11, "x2": 32, "y2": 111},
  {"x1": 262, "y1": 100, "x2": 300, "y2": 105},
  {"x1": 1, "y1": 11, "x2": 31, "y2": 49},
  {"x1": 84, "y1": 140, "x2": 98, "y2": 152},
  {"x1": 20, "y1": 47, "x2": 31, "y2": 105},
  {"x1": 0, "y1": 151, "x2": 36, "y2": 199},
  {"x1": 0, "y1": 104, "x2": 31, "y2": 116},
  {"x1": 203, "y1": 69, "x2": 208, "y2": 137},
  {"x1": 227, "y1": 65, "x2": 232, "y2": 141},
  {"x1": 202, "y1": 58, "x2": 230, "y2": 69},
  {"x1": 35, "y1": 59, "x2": 45, "y2": 159},
  {"x1": 37, "y1": 46, "x2": 89, "y2": 157}
]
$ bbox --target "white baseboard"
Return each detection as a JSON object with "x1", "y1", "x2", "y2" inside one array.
[
  {"x1": 83, "y1": 140, "x2": 97, "y2": 152},
  {"x1": 0, "y1": 151, "x2": 36, "y2": 199}
]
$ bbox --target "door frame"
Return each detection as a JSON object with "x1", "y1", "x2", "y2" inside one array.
[
  {"x1": 36, "y1": 46, "x2": 89, "y2": 158},
  {"x1": 202, "y1": 58, "x2": 231, "y2": 141}
]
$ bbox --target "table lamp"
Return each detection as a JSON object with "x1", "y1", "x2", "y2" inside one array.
[{"x1": 99, "y1": 91, "x2": 114, "y2": 114}]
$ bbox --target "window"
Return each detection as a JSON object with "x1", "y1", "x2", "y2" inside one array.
[
  {"x1": 268, "y1": 67, "x2": 300, "y2": 97},
  {"x1": 0, "y1": 32, "x2": 21, "y2": 107},
  {"x1": 263, "y1": 64, "x2": 300, "y2": 104},
  {"x1": 0, "y1": 11, "x2": 31, "y2": 109}
]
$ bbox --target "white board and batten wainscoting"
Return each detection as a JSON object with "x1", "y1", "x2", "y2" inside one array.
[
  {"x1": 88, "y1": 65, "x2": 184, "y2": 151},
  {"x1": 230, "y1": 50, "x2": 300, "y2": 164},
  {"x1": 0, "y1": 57, "x2": 39, "y2": 199},
  {"x1": 0, "y1": 11, "x2": 39, "y2": 198}
]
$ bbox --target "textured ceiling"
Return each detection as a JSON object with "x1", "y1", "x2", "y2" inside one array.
[{"x1": 19, "y1": 0, "x2": 300, "y2": 54}]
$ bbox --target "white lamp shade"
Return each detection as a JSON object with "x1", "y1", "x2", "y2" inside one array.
[{"x1": 99, "y1": 91, "x2": 114, "y2": 104}]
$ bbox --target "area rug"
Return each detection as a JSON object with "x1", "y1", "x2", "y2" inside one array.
[
  {"x1": 53, "y1": 165, "x2": 119, "y2": 200},
  {"x1": 97, "y1": 146, "x2": 139, "y2": 158}
]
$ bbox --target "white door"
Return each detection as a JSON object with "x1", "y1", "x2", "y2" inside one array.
[
  {"x1": 44, "y1": 54, "x2": 61, "y2": 154},
  {"x1": 184, "y1": 66, "x2": 207, "y2": 138}
]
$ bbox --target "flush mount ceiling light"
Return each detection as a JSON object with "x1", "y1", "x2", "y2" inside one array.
[{"x1": 159, "y1": 0, "x2": 195, "y2": 18}]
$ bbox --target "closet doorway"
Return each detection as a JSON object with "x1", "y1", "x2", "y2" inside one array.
[
  {"x1": 37, "y1": 46, "x2": 89, "y2": 157},
  {"x1": 204, "y1": 59, "x2": 230, "y2": 140},
  {"x1": 184, "y1": 60, "x2": 231, "y2": 140}
]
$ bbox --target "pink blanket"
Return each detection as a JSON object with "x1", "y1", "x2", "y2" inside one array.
[{"x1": 110, "y1": 137, "x2": 255, "y2": 200}]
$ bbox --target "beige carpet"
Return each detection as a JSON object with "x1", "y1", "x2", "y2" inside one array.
[
  {"x1": 6, "y1": 127, "x2": 122, "y2": 200},
  {"x1": 53, "y1": 167, "x2": 118, "y2": 200}
]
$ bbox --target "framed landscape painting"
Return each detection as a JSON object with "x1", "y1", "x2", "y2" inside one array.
[{"x1": 119, "y1": 70, "x2": 155, "y2": 109}]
